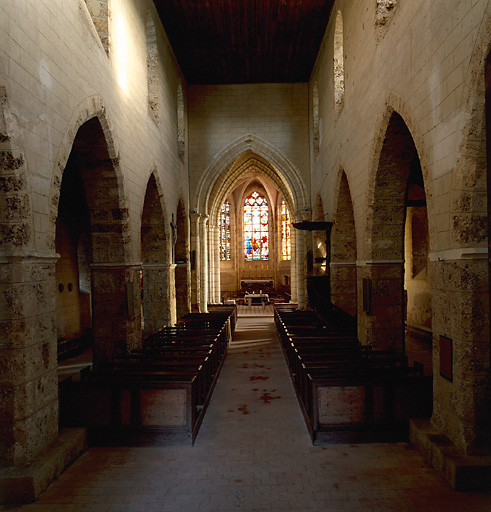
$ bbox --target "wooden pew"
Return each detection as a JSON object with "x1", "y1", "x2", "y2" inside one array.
[
  {"x1": 60, "y1": 309, "x2": 236, "y2": 445},
  {"x1": 274, "y1": 305, "x2": 432, "y2": 444}
]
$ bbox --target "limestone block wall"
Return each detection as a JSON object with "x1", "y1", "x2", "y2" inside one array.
[
  {"x1": 188, "y1": 83, "x2": 310, "y2": 211},
  {"x1": 0, "y1": 0, "x2": 188, "y2": 465},
  {"x1": 310, "y1": 0, "x2": 491, "y2": 454}
]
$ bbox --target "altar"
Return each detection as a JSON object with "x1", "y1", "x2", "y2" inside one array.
[{"x1": 244, "y1": 292, "x2": 270, "y2": 308}]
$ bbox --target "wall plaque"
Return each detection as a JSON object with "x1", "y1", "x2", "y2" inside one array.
[{"x1": 439, "y1": 335, "x2": 453, "y2": 382}]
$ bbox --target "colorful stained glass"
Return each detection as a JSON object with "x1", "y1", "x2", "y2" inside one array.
[
  {"x1": 220, "y1": 200, "x2": 231, "y2": 261},
  {"x1": 281, "y1": 200, "x2": 291, "y2": 260},
  {"x1": 244, "y1": 191, "x2": 268, "y2": 260}
]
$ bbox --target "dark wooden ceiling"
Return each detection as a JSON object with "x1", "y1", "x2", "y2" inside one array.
[{"x1": 153, "y1": 0, "x2": 335, "y2": 85}]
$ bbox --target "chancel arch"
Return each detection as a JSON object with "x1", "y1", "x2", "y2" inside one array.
[
  {"x1": 210, "y1": 169, "x2": 295, "y2": 304},
  {"x1": 193, "y1": 135, "x2": 307, "y2": 309}
]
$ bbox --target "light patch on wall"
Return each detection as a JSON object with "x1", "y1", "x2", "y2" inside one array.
[
  {"x1": 114, "y1": 13, "x2": 129, "y2": 95},
  {"x1": 38, "y1": 59, "x2": 53, "y2": 91}
]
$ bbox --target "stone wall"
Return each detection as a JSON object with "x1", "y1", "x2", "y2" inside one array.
[
  {"x1": 0, "y1": 0, "x2": 188, "y2": 473},
  {"x1": 311, "y1": 0, "x2": 491, "y2": 454},
  {"x1": 188, "y1": 83, "x2": 310, "y2": 211}
]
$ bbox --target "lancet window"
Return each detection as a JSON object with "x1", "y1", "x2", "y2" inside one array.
[
  {"x1": 220, "y1": 200, "x2": 231, "y2": 261},
  {"x1": 281, "y1": 200, "x2": 291, "y2": 260},
  {"x1": 244, "y1": 191, "x2": 269, "y2": 260}
]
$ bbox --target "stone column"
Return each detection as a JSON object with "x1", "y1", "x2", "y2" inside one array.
[
  {"x1": 200, "y1": 215, "x2": 209, "y2": 312},
  {"x1": 330, "y1": 261, "x2": 357, "y2": 316},
  {"x1": 296, "y1": 229, "x2": 307, "y2": 309},
  {"x1": 208, "y1": 223, "x2": 216, "y2": 303},
  {"x1": 357, "y1": 260, "x2": 405, "y2": 351},
  {"x1": 215, "y1": 233, "x2": 221, "y2": 303},
  {"x1": 175, "y1": 261, "x2": 190, "y2": 320},
  {"x1": 90, "y1": 262, "x2": 142, "y2": 368},
  {"x1": 189, "y1": 212, "x2": 201, "y2": 312},
  {"x1": 142, "y1": 263, "x2": 176, "y2": 334},
  {"x1": 430, "y1": 251, "x2": 491, "y2": 455},
  {"x1": 0, "y1": 253, "x2": 59, "y2": 465},
  {"x1": 210, "y1": 224, "x2": 221, "y2": 303},
  {"x1": 290, "y1": 228, "x2": 298, "y2": 303}
]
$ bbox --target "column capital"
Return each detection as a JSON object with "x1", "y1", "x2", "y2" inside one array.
[
  {"x1": 142, "y1": 263, "x2": 176, "y2": 270},
  {"x1": 90, "y1": 261, "x2": 142, "y2": 269},
  {"x1": 0, "y1": 250, "x2": 59, "y2": 264}
]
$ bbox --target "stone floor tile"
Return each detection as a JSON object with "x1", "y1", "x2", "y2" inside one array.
[{"x1": 6, "y1": 314, "x2": 491, "y2": 512}]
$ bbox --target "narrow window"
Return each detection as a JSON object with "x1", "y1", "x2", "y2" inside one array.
[
  {"x1": 84, "y1": 0, "x2": 110, "y2": 57},
  {"x1": 244, "y1": 192, "x2": 269, "y2": 261},
  {"x1": 177, "y1": 82, "x2": 185, "y2": 161},
  {"x1": 334, "y1": 10, "x2": 345, "y2": 118},
  {"x1": 376, "y1": 1, "x2": 399, "y2": 41},
  {"x1": 312, "y1": 82, "x2": 320, "y2": 158},
  {"x1": 220, "y1": 200, "x2": 231, "y2": 261},
  {"x1": 281, "y1": 200, "x2": 291, "y2": 261},
  {"x1": 146, "y1": 11, "x2": 159, "y2": 123}
]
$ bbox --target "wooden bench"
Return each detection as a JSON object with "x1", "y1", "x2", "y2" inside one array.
[
  {"x1": 60, "y1": 308, "x2": 237, "y2": 445},
  {"x1": 274, "y1": 305, "x2": 432, "y2": 444}
]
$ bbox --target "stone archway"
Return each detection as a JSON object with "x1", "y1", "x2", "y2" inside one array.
[
  {"x1": 194, "y1": 135, "x2": 307, "y2": 309},
  {"x1": 208, "y1": 155, "x2": 300, "y2": 307},
  {"x1": 196, "y1": 134, "x2": 307, "y2": 215},
  {"x1": 141, "y1": 172, "x2": 173, "y2": 333},
  {"x1": 331, "y1": 171, "x2": 357, "y2": 317},
  {"x1": 50, "y1": 103, "x2": 138, "y2": 368},
  {"x1": 363, "y1": 109, "x2": 430, "y2": 352}
]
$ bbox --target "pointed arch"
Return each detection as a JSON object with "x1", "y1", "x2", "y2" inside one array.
[
  {"x1": 365, "y1": 92, "x2": 435, "y2": 260},
  {"x1": 48, "y1": 96, "x2": 129, "y2": 258},
  {"x1": 141, "y1": 173, "x2": 168, "y2": 264},
  {"x1": 50, "y1": 97, "x2": 138, "y2": 367},
  {"x1": 331, "y1": 170, "x2": 358, "y2": 316},
  {"x1": 195, "y1": 134, "x2": 307, "y2": 218},
  {"x1": 141, "y1": 171, "x2": 171, "y2": 333},
  {"x1": 363, "y1": 97, "x2": 433, "y2": 351}
]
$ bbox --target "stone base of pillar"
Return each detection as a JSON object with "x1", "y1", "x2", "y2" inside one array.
[
  {"x1": 410, "y1": 419, "x2": 491, "y2": 491},
  {"x1": 0, "y1": 428, "x2": 87, "y2": 504}
]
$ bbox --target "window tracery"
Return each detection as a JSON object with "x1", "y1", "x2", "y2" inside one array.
[
  {"x1": 220, "y1": 200, "x2": 231, "y2": 261},
  {"x1": 244, "y1": 191, "x2": 269, "y2": 261},
  {"x1": 281, "y1": 200, "x2": 291, "y2": 261}
]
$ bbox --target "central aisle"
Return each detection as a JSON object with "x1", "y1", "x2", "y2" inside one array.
[
  {"x1": 19, "y1": 313, "x2": 490, "y2": 512},
  {"x1": 195, "y1": 314, "x2": 310, "y2": 450}
]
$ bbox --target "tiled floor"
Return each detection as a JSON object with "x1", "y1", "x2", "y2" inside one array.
[{"x1": 4, "y1": 313, "x2": 490, "y2": 512}]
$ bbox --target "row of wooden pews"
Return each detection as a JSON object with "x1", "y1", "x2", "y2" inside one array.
[
  {"x1": 274, "y1": 306, "x2": 432, "y2": 444},
  {"x1": 59, "y1": 306, "x2": 236, "y2": 445}
]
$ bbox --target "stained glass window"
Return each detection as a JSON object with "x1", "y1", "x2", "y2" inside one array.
[
  {"x1": 281, "y1": 200, "x2": 291, "y2": 260},
  {"x1": 244, "y1": 191, "x2": 268, "y2": 260},
  {"x1": 220, "y1": 200, "x2": 231, "y2": 261}
]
